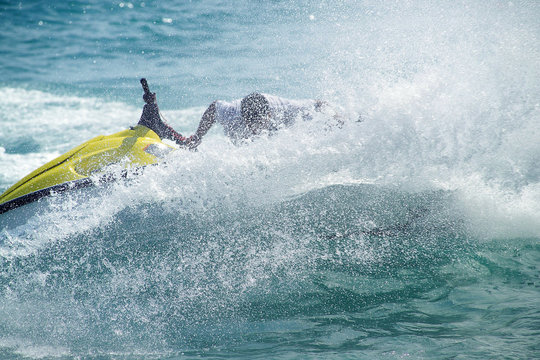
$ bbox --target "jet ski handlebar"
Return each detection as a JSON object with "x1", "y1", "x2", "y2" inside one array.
[{"x1": 140, "y1": 78, "x2": 156, "y2": 104}]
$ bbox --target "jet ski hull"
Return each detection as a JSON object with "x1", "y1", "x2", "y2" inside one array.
[{"x1": 0, "y1": 125, "x2": 175, "y2": 214}]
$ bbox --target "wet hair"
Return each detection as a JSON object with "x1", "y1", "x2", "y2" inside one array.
[{"x1": 241, "y1": 93, "x2": 270, "y2": 133}]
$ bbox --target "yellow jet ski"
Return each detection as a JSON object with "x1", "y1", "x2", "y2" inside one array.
[{"x1": 0, "y1": 79, "x2": 182, "y2": 214}]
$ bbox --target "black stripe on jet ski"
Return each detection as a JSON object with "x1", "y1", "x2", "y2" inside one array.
[
  {"x1": 0, "y1": 165, "x2": 152, "y2": 215},
  {"x1": 0, "y1": 178, "x2": 95, "y2": 215}
]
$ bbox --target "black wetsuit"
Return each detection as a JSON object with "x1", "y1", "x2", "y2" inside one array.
[{"x1": 138, "y1": 102, "x2": 186, "y2": 145}]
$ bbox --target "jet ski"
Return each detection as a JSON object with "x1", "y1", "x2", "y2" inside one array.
[{"x1": 0, "y1": 79, "x2": 178, "y2": 215}]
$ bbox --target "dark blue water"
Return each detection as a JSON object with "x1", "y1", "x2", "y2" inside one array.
[{"x1": 1, "y1": 1, "x2": 539, "y2": 359}]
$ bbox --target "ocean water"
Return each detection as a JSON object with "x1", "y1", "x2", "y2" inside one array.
[{"x1": 1, "y1": 1, "x2": 539, "y2": 359}]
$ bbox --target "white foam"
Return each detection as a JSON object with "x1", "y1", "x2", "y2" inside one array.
[
  {"x1": 0, "y1": 148, "x2": 61, "y2": 190},
  {"x1": 2, "y1": 85, "x2": 539, "y2": 251},
  {"x1": 2, "y1": 0, "x2": 540, "y2": 245},
  {"x1": 454, "y1": 175, "x2": 540, "y2": 240},
  {"x1": 0, "y1": 338, "x2": 70, "y2": 359}
]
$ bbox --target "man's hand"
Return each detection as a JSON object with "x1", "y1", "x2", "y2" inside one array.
[
  {"x1": 143, "y1": 92, "x2": 157, "y2": 104},
  {"x1": 183, "y1": 134, "x2": 202, "y2": 150}
]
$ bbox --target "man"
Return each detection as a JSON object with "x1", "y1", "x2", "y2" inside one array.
[
  {"x1": 138, "y1": 79, "x2": 339, "y2": 149},
  {"x1": 184, "y1": 92, "x2": 337, "y2": 149}
]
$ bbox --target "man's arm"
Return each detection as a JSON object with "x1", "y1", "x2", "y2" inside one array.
[
  {"x1": 138, "y1": 101, "x2": 187, "y2": 145},
  {"x1": 195, "y1": 101, "x2": 217, "y2": 138},
  {"x1": 185, "y1": 101, "x2": 218, "y2": 148},
  {"x1": 137, "y1": 79, "x2": 190, "y2": 146}
]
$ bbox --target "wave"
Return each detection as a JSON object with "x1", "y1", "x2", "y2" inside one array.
[
  {"x1": 0, "y1": 183, "x2": 470, "y2": 354},
  {"x1": 1, "y1": 68, "x2": 539, "y2": 248}
]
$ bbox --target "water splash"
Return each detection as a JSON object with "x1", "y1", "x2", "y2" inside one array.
[{"x1": 1, "y1": 1, "x2": 539, "y2": 358}]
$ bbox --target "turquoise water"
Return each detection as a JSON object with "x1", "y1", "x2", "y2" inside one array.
[{"x1": 1, "y1": 1, "x2": 539, "y2": 359}]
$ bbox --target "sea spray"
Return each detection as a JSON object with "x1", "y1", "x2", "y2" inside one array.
[{"x1": 1, "y1": 0, "x2": 539, "y2": 358}]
